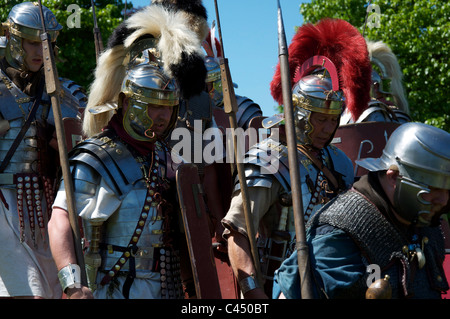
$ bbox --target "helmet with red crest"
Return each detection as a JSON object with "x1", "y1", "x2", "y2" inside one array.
[{"x1": 268, "y1": 18, "x2": 372, "y2": 146}]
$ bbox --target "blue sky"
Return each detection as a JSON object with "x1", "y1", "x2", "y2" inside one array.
[{"x1": 129, "y1": 0, "x2": 309, "y2": 117}]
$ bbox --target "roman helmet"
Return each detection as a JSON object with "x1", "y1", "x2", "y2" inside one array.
[
  {"x1": 366, "y1": 39, "x2": 409, "y2": 115},
  {"x1": 4, "y1": 2, "x2": 62, "y2": 71},
  {"x1": 268, "y1": 19, "x2": 372, "y2": 147},
  {"x1": 357, "y1": 122, "x2": 450, "y2": 226},
  {"x1": 202, "y1": 26, "x2": 224, "y2": 107},
  {"x1": 119, "y1": 62, "x2": 180, "y2": 142},
  {"x1": 83, "y1": 1, "x2": 208, "y2": 139}
]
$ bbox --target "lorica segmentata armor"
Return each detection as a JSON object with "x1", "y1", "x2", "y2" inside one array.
[{"x1": 66, "y1": 131, "x2": 183, "y2": 298}]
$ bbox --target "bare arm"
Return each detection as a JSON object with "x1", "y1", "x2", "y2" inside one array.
[
  {"x1": 223, "y1": 182, "x2": 283, "y2": 299},
  {"x1": 48, "y1": 207, "x2": 93, "y2": 299},
  {"x1": 227, "y1": 230, "x2": 268, "y2": 299}
]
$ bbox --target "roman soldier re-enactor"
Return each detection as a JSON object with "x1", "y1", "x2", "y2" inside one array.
[
  {"x1": 48, "y1": 1, "x2": 208, "y2": 299},
  {"x1": 202, "y1": 28, "x2": 263, "y2": 131},
  {"x1": 0, "y1": 2, "x2": 83, "y2": 299},
  {"x1": 340, "y1": 39, "x2": 411, "y2": 124},
  {"x1": 276, "y1": 122, "x2": 450, "y2": 299},
  {"x1": 0, "y1": 2, "x2": 84, "y2": 298},
  {"x1": 222, "y1": 18, "x2": 372, "y2": 298}
]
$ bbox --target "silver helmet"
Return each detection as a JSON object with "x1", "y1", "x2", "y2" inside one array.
[
  {"x1": 291, "y1": 71, "x2": 344, "y2": 145},
  {"x1": 357, "y1": 122, "x2": 450, "y2": 225},
  {"x1": 268, "y1": 19, "x2": 372, "y2": 147},
  {"x1": 204, "y1": 55, "x2": 223, "y2": 106},
  {"x1": 371, "y1": 57, "x2": 391, "y2": 96},
  {"x1": 366, "y1": 39, "x2": 409, "y2": 114},
  {"x1": 264, "y1": 58, "x2": 345, "y2": 147},
  {"x1": 119, "y1": 63, "x2": 180, "y2": 142},
  {"x1": 5, "y1": 2, "x2": 62, "y2": 71}
]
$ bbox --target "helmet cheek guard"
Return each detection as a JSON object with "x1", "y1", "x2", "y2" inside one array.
[
  {"x1": 393, "y1": 177, "x2": 432, "y2": 226},
  {"x1": 120, "y1": 92, "x2": 155, "y2": 141},
  {"x1": 204, "y1": 56, "x2": 223, "y2": 106},
  {"x1": 5, "y1": 2, "x2": 62, "y2": 72},
  {"x1": 119, "y1": 63, "x2": 180, "y2": 142}
]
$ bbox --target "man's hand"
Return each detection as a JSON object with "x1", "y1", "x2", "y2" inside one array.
[{"x1": 65, "y1": 286, "x2": 94, "y2": 299}]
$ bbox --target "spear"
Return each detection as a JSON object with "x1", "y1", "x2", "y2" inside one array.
[
  {"x1": 37, "y1": 0, "x2": 87, "y2": 286},
  {"x1": 276, "y1": 0, "x2": 313, "y2": 299},
  {"x1": 213, "y1": 0, "x2": 263, "y2": 288},
  {"x1": 91, "y1": 0, "x2": 104, "y2": 62}
]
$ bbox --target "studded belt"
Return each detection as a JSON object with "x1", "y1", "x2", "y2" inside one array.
[
  {"x1": 12, "y1": 173, "x2": 54, "y2": 244},
  {"x1": 99, "y1": 244, "x2": 161, "y2": 272}
]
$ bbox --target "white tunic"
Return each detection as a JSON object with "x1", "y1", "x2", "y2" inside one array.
[{"x1": 0, "y1": 188, "x2": 61, "y2": 298}]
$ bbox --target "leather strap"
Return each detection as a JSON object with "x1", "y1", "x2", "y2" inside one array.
[
  {"x1": 0, "y1": 78, "x2": 45, "y2": 209},
  {"x1": 0, "y1": 78, "x2": 45, "y2": 173},
  {"x1": 297, "y1": 144, "x2": 339, "y2": 190}
]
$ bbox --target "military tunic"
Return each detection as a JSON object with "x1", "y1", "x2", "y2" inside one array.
[
  {"x1": 222, "y1": 135, "x2": 354, "y2": 294},
  {"x1": 0, "y1": 67, "x2": 81, "y2": 298},
  {"x1": 53, "y1": 131, "x2": 184, "y2": 299}
]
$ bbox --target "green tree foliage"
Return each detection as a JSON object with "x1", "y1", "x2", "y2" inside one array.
[
  {"x1": 300, "y1": 0, "x2": 450, "y2": 131},
  {"x1": 1, "y1": 0, "x2": 129, "y2": 90}
]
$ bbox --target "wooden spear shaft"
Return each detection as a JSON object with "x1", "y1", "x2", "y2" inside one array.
[
  {"x1": 277, "y1": 0, "x2": 314, "y2": 299},
  {"x1": 214, "y1": 0, "x2": 263, "y2": 288},
  {"x1": 91, "y1": 0, "x2": 104, "y2": 62},
  {"x1": 37, "y1": 0, "x2": 87, "y2": 287}
]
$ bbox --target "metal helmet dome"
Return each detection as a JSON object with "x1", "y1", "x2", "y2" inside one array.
[
  {"x1": 357, "y1": 122, "x2": 450, "y2": 225},
  {"x1": 5, "y1": 2, "x2": 62, "y2": 71},
  {"x1": 358, "y1": 122, "x2": 450, "y2": 190},
  {"x1": 292, "y1": 72, "x2": 344, "y2": 115},
  {"x1": 120, "y1": 63, "x2": 180, "y2": 142},
  {"x1": 291, "y1": 70, "x2": 344, "y2": 146}
]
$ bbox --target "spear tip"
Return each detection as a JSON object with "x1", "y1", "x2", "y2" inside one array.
[{"x1": 277, "y1": 0, "x2": 288, "y2": 56}]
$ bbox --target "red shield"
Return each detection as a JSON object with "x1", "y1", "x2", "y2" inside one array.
[
  {"x1": 176, "y1": 163, "x2": 238, "y2": 298},
  {"x1": 333, "y1": 122, "x2": 401, "y2": 177},
  {"x1": 50, "y1": 117, "x2": 84, "y2": 152},
  {"x1": 63, "y1": 117, "x2": 84, "y2": 151}
]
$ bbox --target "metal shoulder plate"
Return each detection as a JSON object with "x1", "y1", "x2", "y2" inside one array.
[
  {"x1": 68, "y1": 133, "x2": 143, "y2": 199},
  {"x1": 0, "y1": 69, "x2": 30, "y2": 120},
  {"x1": 46, "y1": 83, "x2": 82, "y2": 125},
  {"x1": 232, "y1": 163, "x2": 275, "y2": 193},
  {"x1": 392, "y1": 109, "x2": 411, "y2": 123},
  {"x1": 70, "y1": 161, "x2": 101, "y2": 196},
  {"x1": 0, "y1": 70, "x2": 81, "y2": 123},
  {"x1": 239, "y1": 139, "x2": 354, "y2": 194},
  {"x1": 241, "y1": 137, "x2": 291, "y2": 192},
  {"x1": 59, "y1": 77, "x2": 87, "y2": 109},
  {"x1": 235, "y1": 95, "x2": 263, "y2": 130},
  {"x1": 355, "y1": 100, "x2": 411, "y2": 124}
]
